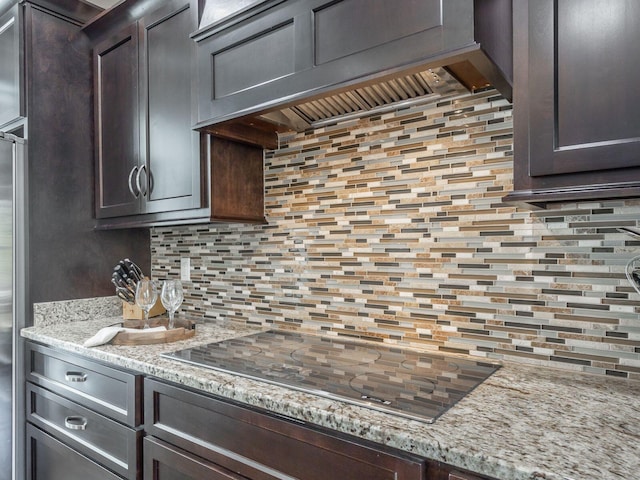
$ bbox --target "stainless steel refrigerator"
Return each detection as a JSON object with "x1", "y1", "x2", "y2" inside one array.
[{"x1": 0, "y1": 132, "x2": 26, "y2": 480}]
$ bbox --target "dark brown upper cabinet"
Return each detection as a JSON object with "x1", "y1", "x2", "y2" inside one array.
[
  {"x1": 92, "y1": 0, "x2": 206, "y2": 225},
  {"x1": 505, "y1": 0, "x2": 640, "y2": 207},
  {"x1": 192, "y1": 0, "x2": 513, "y2": 137},
  {"x1": 0, "y1": 4, "x2": 22, "y2": 129},
  {"x1": 89, "y1": 0, "x2": 265, "y2": 228}
]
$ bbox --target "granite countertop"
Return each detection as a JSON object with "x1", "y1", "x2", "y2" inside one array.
[{"x1": 21, "y1": 316, "x2": 640, "y2": 480}]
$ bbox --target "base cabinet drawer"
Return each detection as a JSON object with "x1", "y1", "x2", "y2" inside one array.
[
  {"x1": 26, "y1": 423, "x2": 123, "y2": 480},
  {"x1": 145, "y1": 378, "x2": 426, "y2": 480},
  {"x1": 144, "y1": 436, "x2": 248, "y2": 480},
  {"x1": 27, "y1": 383, "x2": 141, "y2": 479},
  {"x1": 26, "y1": 342, "x2": 142, "y2": 426}
]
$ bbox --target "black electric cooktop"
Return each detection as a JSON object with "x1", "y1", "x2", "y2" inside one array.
[{"x1": 162, "y1": 330, "x2": 500, "y2": 423}]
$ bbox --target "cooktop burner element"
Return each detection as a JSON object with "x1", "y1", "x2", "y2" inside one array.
[
  {"x1": 162, "y1": 330, "x2": 500, "y2": 423},
  {"x1": 290, "y1": 343, "x2": 382, "y2": 367}
]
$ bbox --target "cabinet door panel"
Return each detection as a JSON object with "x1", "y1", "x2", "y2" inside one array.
[
  {"x1": 94, "y1": 24, "x2": 141, "y2": 218},
  {"x1": 0, "y1": 5, "x2": 22, "y2": 128},
  {"x1": 527, "y1": 0, "x2": 640, "y2": 176},
  {"x1": 212, "y1": 20, "x2": 295, "y2": 99},
  {"x1": 313, "y1": 0, "x2": 442, "y2": 65},
  {"x1": 140, "y1": 0, "x2": 202, "y2": 214},
  {"x1": 556, "y1": 1, "x2": 640, "y2": 147}
]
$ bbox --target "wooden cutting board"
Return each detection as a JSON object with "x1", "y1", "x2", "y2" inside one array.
[{"x1": 111, "y1": 318, "x2": 196, "y2": 345}]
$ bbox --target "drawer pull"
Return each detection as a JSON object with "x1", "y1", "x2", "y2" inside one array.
[
  {"x1": 64, "y1": 416, "x2": 88, "y2": 430},
  {"x1": 64, "y1": 371, "x2": 88, "y2": 382}
]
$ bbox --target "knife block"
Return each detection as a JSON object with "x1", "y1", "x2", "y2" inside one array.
[{"x1": 122, "y1": 300, "x2": 166, "y2": 320}]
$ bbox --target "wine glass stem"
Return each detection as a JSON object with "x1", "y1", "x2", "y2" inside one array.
[
  {"x1": 143, "y1": 309, "x2": 150, "y2": 329},
  {"x1": 168, "y1": 311, "x2": 175, "y2": 329}
]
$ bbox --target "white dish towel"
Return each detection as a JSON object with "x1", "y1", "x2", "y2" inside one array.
[{"x1": 84, "y1": 325, "x2": 166, "y2": 347}]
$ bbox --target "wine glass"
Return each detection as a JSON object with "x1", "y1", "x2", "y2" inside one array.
[
  {"x1": 161, "y1": 279, "x2": 183, "y2": 329},
  {"x1": 135, "y1": 278, "x2": 158, "y2": 329}
]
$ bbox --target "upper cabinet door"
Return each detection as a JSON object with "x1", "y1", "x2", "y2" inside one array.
[
  {"x1": 528, "y1": 0, "x2": 640, "y2": 176},
  {"x1": 508, "y1": 0, "x2": 640, "y2": 205},
  {"x1": 138, "y1": 0, "x2": 202, "y2": 215},
  {"x1": 0, "y1": 4, "x2": 23, "y2": 129},
  {"x1": 94, "y1": 24, "x2": 141, "y2": 218}
]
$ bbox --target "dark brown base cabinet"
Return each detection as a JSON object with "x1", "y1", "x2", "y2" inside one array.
[
  {"x1": 25, "y1": 342, "x2": 143, "y2": 480},
  {"x1": 506, "y1": 0, "x2": 640, "y2": 206},
  {"x1": 24, "y1": 342, "x2": 494, "y2": 480},
  {"x1": 145, "y1": 377, "x2": 427, "y2": 480},
  {"x1": 144, "y1": 378, "x2": 495, "y2": 480}
]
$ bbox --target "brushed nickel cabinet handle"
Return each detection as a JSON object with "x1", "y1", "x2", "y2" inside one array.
[
  {"x1": 64, "y1": 416, "x2": 88, "y2": 430},
  {"x1": 136, "y1": 164, "x2": 148, "y2": 197},
  {"x1": 64, "y1": 371, "x2": 87, "y2": 382},
  {"x1": 128, "y1": 165, "x2": 139, "y2": 198}
]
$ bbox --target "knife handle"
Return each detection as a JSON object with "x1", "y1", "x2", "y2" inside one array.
[
  {"x1": 124, "y1": 259, "x2": 144, "y2": 281},
  {"x1": 119, "y1": 260, "x2": 130, "y2": 275}
]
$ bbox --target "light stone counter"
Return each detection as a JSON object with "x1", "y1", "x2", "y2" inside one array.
[{"x1": 22, "y1": 315, "x2": 640, "y2": 480}]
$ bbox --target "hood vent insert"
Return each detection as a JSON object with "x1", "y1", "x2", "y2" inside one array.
[{"x1": 259, "y1": 67, "x2": 470, "y2": 132}]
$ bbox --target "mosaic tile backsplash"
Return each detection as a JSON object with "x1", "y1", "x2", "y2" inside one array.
[{"x1": 151, "y1": 89, "x2": 640, "y2": 379}]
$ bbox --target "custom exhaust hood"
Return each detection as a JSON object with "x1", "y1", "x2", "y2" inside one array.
[
  {"x1": 194, "y1": 0, "x2": 513, "y2": 148},
  {"x1": 203, "y1": 65, "x2": 484, "y2": 150}
]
